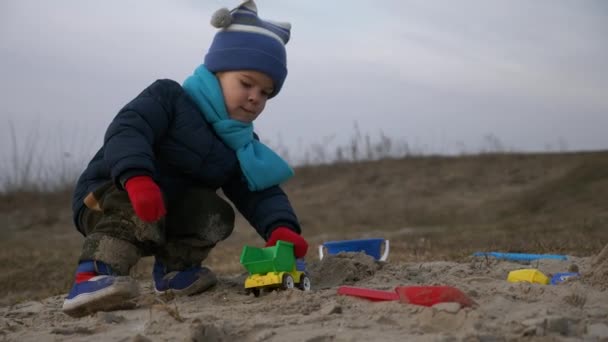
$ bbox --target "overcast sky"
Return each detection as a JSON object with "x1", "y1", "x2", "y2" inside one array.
[{"x1": 1, "y1": 0, "x2": 607, "y2": 170}]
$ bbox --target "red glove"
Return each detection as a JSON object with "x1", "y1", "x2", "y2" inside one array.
[
  {"x1": 124, "y1": 176, "x2": 166, "y2": 222},
  {"x1": 266, "y1": 227, "x2": 308, "y2": 258}
]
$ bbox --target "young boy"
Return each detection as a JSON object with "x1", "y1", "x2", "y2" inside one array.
[{"x1": 62, "y1": 0, "x2": 308, "y2": 318}]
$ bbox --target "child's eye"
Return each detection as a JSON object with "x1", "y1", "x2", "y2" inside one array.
[{"x1": 240, "y1": 80, "x2": 252, "y2": 88}]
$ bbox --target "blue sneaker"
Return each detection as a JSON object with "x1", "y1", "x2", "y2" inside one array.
[
  {"x1": 62, "y1": 261, "x2": 139, "y2": 318},
  {"x1": 152, "y1": 259, "x2": 217, "y2": 296}
]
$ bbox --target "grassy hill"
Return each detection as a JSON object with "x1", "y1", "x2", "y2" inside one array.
[{"x1": 1, "y1": 151, "x2": 607, "y2": 305}]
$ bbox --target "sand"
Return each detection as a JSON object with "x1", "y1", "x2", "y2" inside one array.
[
  {"x1": 2, "y1": 249, "x2": 608, "y2": 341},
  {"x1": 587, "y1": 243, "x2": 608, "y2": 291}
]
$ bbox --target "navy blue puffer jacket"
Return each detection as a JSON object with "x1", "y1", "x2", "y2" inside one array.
[{"x1": 72, "y1": 79, "x2": 300, "y2": 240}]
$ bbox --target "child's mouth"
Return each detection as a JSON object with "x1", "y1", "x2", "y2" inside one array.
[{"x1": 241, "y1": 107, "x2": 255, "y2": 115}]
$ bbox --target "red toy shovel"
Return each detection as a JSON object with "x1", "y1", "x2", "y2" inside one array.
[
  {"x1": 337, "y1": 286, "x2": 399, "y2": 301},
  {"x1": 338, "y1": 285, "x2": 475, "y2": 307},
  {"x1": 395, "y1": 286, "x2": 476, "y2": 307}
]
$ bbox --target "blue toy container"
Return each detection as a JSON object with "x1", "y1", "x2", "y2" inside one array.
[{"x1": 318, "y1": 238, "x2": 389, "y2": 261}]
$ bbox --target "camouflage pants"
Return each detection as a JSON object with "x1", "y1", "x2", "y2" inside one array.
[{"x1": 78, "y1": 183, "x2": 235, "y2": 275}]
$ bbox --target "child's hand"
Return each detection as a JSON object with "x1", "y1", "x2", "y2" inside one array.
[
  {"x1": 266, "y1": 227, "x2": 308, "y2": 258},
  {"x1": 125, "y1": 176, "x2": 166, "y2": 222}
]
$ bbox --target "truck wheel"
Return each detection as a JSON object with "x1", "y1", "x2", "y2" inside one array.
[
  {"x1": 252, "y1": 288, "x2": 260, "y2": 297},
  {"x1": 298, "y1": 275, "x2": 311, "y2": 291},
  {"x1": 282, "y1": 274, "x2": 295, "y2": 290}
]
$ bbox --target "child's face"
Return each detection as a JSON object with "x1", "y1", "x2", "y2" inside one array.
[{"x1": 216, "y1": 70, "x2": 274, "y2": 123}]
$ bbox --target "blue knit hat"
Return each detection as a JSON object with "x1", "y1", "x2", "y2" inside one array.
[{"x1": 204, "y1": 0, "x2": 291, "y2": 98}]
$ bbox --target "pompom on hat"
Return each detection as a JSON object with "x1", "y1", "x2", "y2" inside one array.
[{"x1": 205, "y1": 0, "x2": 291, "y2": 98}]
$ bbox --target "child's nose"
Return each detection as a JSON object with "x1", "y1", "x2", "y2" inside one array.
[{"x1": 248, "y1": 93, "x2": 259, "y2": 104}]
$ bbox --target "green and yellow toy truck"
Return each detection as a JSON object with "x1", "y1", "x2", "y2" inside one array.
[{"x1": 240, "y1": 240, "x2": 311, "y2": 297}]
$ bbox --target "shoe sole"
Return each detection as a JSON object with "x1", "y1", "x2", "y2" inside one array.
[
  {"x1": 155, "y1": 272, "x2": 218, "y2": 297},
  {"x1": 62, "y1": 277, "x2": 139, "y2": 318}
]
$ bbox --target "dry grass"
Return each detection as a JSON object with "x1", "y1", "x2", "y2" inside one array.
[{"x1": 1, "y1": 151, "x2": 607, "y2": 306}]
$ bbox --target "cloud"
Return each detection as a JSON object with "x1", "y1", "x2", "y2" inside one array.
[{"x1": 1, "y1": 0, "x2": 607, "y2": 163}]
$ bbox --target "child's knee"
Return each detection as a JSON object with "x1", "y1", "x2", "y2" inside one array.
[
  {"x1": 189, "y1": 195, "x2": 235, "y2": 243},
  {"x1": 166, "y1": 188, "x2": 235, "y2": 242},
  {"x1": 206, "y1": 209, "x2": 235, "y2": 242}
]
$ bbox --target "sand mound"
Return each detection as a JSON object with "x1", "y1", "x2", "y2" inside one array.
[
  {"x1": 586, "y1": 243, "x2": 608, "y2": 290},
  {"x1": 307, "y1": 252, "x2": 380, "y2": 289}
]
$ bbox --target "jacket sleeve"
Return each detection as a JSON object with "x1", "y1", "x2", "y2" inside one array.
[
  {"x1": 222, "y1": 170, "x2": 301, "y2": 240},
  {"x1": 103, "y1": 79, "x2": 180, "y2": 188}
]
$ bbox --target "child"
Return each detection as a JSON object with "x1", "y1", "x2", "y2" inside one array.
[{"x1": 62, "y1": 0, "x2": 308, "y2": 318}]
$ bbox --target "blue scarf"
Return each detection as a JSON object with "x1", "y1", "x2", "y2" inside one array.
[{"x1": 182, "y1": 65, "x2": 294, "y2": 191}]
